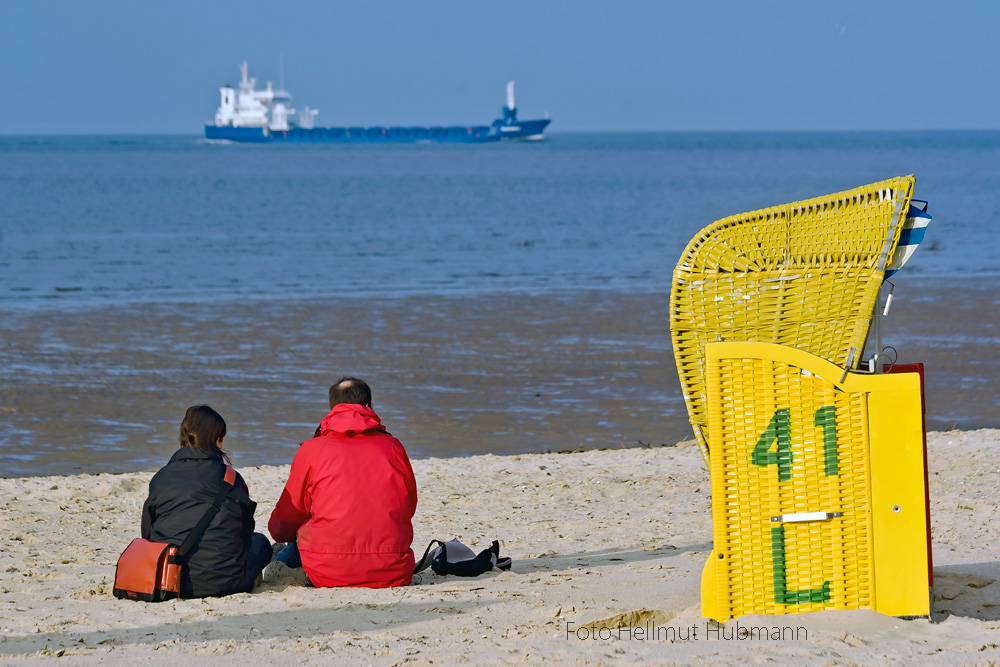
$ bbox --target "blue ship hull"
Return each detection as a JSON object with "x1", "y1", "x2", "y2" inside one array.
[
  {"x1": 492, "y1": 118, "x2": 551, "y2": 140},
  {"x1": 204, "y1": 118, "x2": 551, "y2": 144}
]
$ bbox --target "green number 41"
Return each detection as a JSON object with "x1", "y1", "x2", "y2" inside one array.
[{"x1": 751, "y1": 406, "x2": 838, "y2": 480}]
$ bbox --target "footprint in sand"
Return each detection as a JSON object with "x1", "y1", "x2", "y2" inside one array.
[{"x1": 579, "y1": 608, "x2": 682, "y2": 630}]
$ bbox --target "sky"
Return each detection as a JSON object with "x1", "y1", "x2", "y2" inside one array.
[{"x1": 1, "y1": 0, "x2": 997, "y2": 134}]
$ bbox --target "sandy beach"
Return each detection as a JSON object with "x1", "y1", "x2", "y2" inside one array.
[{"x1": 1, "y1": 429, "x2": 999, "y2": 665}]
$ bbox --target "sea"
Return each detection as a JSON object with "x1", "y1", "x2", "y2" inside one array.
[
  {"x1": 2, "y1": 131, "x2": 999, "y2": 307},
  {"x1": 1, "y1": 131, "x2": 999, "y2": 475}
]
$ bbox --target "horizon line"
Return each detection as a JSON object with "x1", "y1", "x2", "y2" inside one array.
[{"x1": 1, "y1": 128, "x2": 999, "y2": 138}]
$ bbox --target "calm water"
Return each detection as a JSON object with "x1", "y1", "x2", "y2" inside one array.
[{"x1": 2, "y1": 131, "x2": 999, "y2": 308}]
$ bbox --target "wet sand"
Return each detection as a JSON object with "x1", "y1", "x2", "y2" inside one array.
[
  {"x1": 1, "y1": 276, "x2": 998, "y2": 476},
  {"x1": 0, "y1": 430, "x2": 998, "y2": 664}
]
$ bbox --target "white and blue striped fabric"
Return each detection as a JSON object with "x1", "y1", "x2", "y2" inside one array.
[{"x1": 885, "y1": 199, "x2": 931, "y2": 278}]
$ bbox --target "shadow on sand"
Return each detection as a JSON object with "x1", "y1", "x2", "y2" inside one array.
[
  {"x1": 932, "y1": 562, "x2": 1000, "y2": 622},
  {"x1": 0, "y1": 598, "x2": 497, "y2": 656},
  {"x1": 512, "y1": 542, "x2": 713, "y2": 575}
]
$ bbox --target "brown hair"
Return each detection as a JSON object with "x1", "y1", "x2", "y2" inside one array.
[
  {"x1": 328, "y1": 376, "x2": 372, "y2": 408},
  {"x1": 179, "y1": 405, "x2": 230, "y2": 464}
]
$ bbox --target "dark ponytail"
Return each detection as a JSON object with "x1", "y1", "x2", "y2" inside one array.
[{"x1": 179, "y1": 405, "x2": 231, "y2": 464}]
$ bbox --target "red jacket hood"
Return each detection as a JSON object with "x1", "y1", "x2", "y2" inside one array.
[{"x1": 317, "y1": 404, "x2": 386, "y2": 437}]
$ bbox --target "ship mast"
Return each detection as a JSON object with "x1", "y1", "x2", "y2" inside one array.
[{"x1": 506, "y1": 80, "x2": 515, "y2": 111}]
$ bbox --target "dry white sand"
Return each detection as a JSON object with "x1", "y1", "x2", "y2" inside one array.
[{"x1": 2, "y1": 430, "x2": 999, "y2": 665}]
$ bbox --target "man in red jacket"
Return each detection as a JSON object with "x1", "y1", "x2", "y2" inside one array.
[{"x1": 268, "y1": 377, "x2": 418, "y2": 587}]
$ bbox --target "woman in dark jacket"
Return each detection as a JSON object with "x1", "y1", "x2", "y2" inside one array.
[{"x1": 141, "y1": 405, "x2": 272, "y2": 598}]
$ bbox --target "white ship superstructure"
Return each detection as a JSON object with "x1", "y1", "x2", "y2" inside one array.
[{"x1": 213, "y1": 61, "x2": 302, "y2": 132}]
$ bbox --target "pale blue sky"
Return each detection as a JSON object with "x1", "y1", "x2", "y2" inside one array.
[{"x1": 1, "y1": 0, "x2": 996, "y2": 133}]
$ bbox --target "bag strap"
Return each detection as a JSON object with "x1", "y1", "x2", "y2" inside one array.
[
  {"x1": 414, "y1": 539, "x2": 446, "y2": 573},
  {"x1": 176, "y1": 465, "x2": 236, "y2": 561}
]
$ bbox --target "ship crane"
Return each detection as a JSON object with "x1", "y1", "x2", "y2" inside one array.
[
  {"x1": 501, "y1": 80, "x2": 518, "y2": 126},
  {"x1": 299, "y1": 106, "x2": 319, "y2": 130}
]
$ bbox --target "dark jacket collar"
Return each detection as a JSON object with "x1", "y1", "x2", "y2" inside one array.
[{"x1": 168, "y1": 446, "x2": 223, "y2": 464}]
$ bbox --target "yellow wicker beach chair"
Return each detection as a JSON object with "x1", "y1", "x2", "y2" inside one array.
[
  {"x1": 670, "y1": 176, "x2": 916, "y2": 464},
  {"x1": 670, "y1": 177, "x2": 933, "y2": 620}
]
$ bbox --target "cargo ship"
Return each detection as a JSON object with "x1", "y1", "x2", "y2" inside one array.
[{"x1": 204, "y1": 62, "x2": 551, "y2": 143}]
